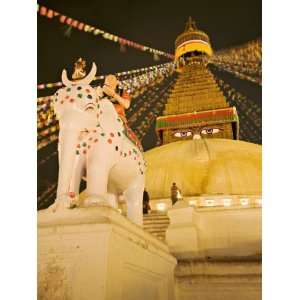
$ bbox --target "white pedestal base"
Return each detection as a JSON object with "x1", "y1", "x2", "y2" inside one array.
[
  {"x1": 38, "y1": 206, "x2": 177, "y2": 300},
  {"x1": 166, "y1": 202, "x2": 261, "y2": 300},
  {"x1": 175, "y1": 260, "x2": 261, "y2": 300}
]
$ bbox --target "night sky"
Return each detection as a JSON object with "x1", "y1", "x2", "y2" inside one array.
[
  {"x1": 37, "y1": 0, "x2": 261, "y2": 208},
  {"x1": 38, "y1": 0, "x2": 261, "y2": 85}
]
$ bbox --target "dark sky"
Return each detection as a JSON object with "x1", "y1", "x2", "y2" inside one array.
[{"x1": 38, "y1": 0, "x2": 261, "y2": 85}]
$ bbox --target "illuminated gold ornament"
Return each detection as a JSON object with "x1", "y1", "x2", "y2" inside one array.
[
  {"x1": 175, "y1": 16, "x2": 213, "y2": 66},
  {"x1": 72, "y1": 58, "x2": 87, "y2": 80}
]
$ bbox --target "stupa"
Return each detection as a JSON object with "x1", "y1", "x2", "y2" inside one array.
[
  {"x1": 144, "y1": 18, "x2": 262, "y2": 300},
  {"x1": 156, "y1": 17, "x2": 239, "y2": 145}
]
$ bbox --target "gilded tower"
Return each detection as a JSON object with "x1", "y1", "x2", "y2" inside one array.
[{"x1": 156, "y1": 17, "x2": 239, "y2": 144}]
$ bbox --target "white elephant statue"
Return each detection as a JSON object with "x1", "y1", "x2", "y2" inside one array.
[{"x1": 50, "y1": 62, "x2": 145, "y2": 225}]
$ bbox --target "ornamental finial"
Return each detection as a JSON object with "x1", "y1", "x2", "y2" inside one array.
[
  {"x1": 185, "y1": 16, "x2": 198, "y2": 32},
  {"x1": 72, "y1": 58, "x2": 87, "y2": 80}
]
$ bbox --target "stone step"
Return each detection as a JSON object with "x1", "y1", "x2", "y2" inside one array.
[
  {"x1": 143, "y1": 226, "x2": 169, "y2": 232},
  {"x1": 143, "y1": 215, "x2": 169, "y2": 220},
  {"x1": 142, "y1": 213, "x2": 170, "y2": 241},
  {"x1": 143, "y1": 221, "x2": 169, "y2": 226},
  {"x1": 144, "y1": 220, "x2": 169, "y2": 226},
  {"x1": 143, "y1": 219, "x2": 169, "y2": 224},
  {"x1": 143, "y1": 214, "x2": 169, "y2": 219},
  {"x1": 143, "y1": 220, "x2": 170, "y2": 226}
]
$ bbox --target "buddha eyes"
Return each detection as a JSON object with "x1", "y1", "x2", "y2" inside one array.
[
  {"x1": 201, "y1": 128, "x2": 220, "y2": 135},
  {"x1": 174, "y1": 127, "x2": 222, "y2": 138},
  {"x1": 174, "y1": 131, "x2": 193, "y2": 137}
]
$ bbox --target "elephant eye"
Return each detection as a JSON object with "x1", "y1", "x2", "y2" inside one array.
[
  {"x1": 174, "y1": 130, "x2": 192, "y2": 138},
  {"x1": 201, "y1": 128, "x2": 221, "y2": 135}
]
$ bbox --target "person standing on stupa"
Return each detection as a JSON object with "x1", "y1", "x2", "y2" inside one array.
[
  {"x1": 143, "y1": 189, "x2": 151, "y2": 214},
  {"x1": 171, "y1": 182, "x2": 181, "y2": 205}
]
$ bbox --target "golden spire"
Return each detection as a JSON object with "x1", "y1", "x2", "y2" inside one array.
[
  {"x1": 174, "y1": 18, "x2": 213, "y2": 64},
  {"x1": 184, "y1": 16, "x2": 198, "y2": 32},
  {"x1": 72, "y1": 58, "x2": 87, "y2": 80}
]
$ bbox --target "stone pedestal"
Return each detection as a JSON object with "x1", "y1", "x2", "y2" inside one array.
[
  {"x1": 38, "y1": 206, "x2": 177, "y2": 300},
  {"x1": 166, "y1": 202, "x2": 262, "y2": 300},
  {"x1": 166, "y1": 202, "x2": 200, "y2": 260}
]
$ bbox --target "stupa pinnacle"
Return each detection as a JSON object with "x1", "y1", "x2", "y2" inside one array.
[
  {"x1": 175, "y1": 16, "x2": 213, "y2": 66},
  {"x1": 156, "y1": 17, "x2": 239, "y2": 144}
]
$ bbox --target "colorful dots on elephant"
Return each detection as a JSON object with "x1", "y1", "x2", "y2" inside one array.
[
  {"x1": 107, "y1": 138, "x2": 112, "y2": 144},
  {"x1": 77, "y1": 93, "x2": 83, "y2": 98},
  {"x1": 77, "y1": 86, "x2": 82, "y2": 90},
  {"x1": 110, "y1": 133, "x2": 114, "y2": 138}
]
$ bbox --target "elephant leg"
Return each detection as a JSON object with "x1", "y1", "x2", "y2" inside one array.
[
  {"x1": 123, "y1": 175, "x2": 144, "y2": 226},
  {"x1": 84, "y1": 154, "x2": 111, "y2": 206},
  {"x1": 55, "y1": 131, "x2": 80, "y2": 203},
  {"x1": 69, "y1": 154, "x2": 86, "y2": 207},
  {"x1": 51, "y1": 153, "x2": 85, "y2": 212},
  {"x1": 106, "y1": 193, "x2": 118, "y2": 209}
]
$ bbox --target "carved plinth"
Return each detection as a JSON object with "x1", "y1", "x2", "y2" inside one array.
[{"x1": 38, "y1": 206, "x2": 177, "y2": 300}]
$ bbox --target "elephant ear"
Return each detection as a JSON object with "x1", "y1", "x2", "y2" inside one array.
[
  {"x1": 99, "y1": 99, "x2": 124, "y2": 133},
  {"x1": 52, "y1": 88, "x2": 66, "y2": 118}
]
